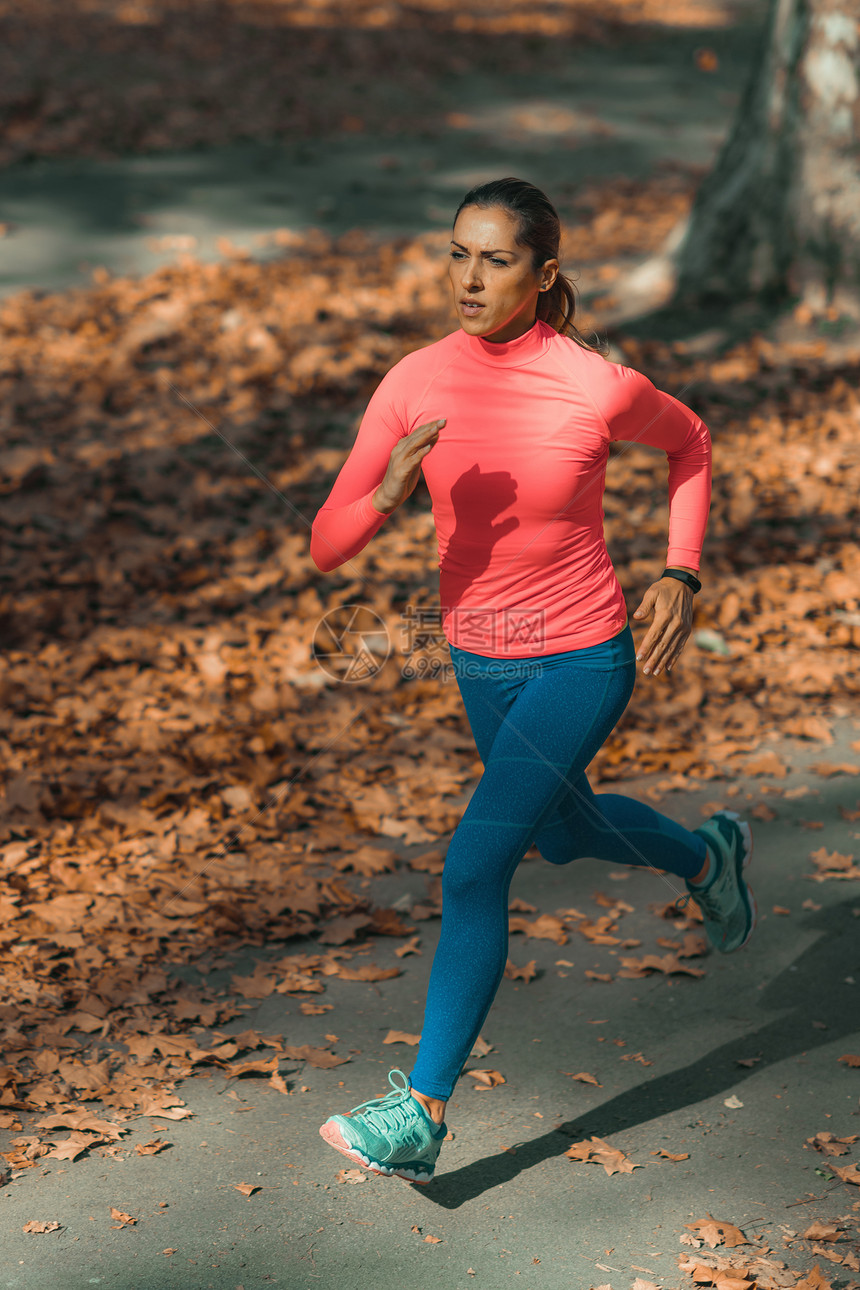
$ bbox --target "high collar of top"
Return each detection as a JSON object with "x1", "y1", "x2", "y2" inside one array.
[{"x1": 460, "y1": 317, "x2": 554, "y2": 367}]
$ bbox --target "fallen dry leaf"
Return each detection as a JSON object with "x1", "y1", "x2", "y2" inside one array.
[
  {"x1": 566, "y1": 1071, "x2": 602, "y2": 1086},
  {"x1": 330, "y1": 846, "x2": 398, "y2": 877},
  {"x1": 222, "y1": 1055, "x2": 281, "y2": 1078},
  {"x1": 382, "y1": 1030, "x2": 421, "y2": 1046},
  {"x1": 593, "y1": 891, "x2": 634, "y2": 914},
  {"x1": 45, "y1": 1132, "x2": 106, "y2": 1162},
  {"x1": 785, "y1": 716, "x2": 834, "y2": 743},
  {"x1": 617, "y1": 953, "x2": 705, "y2": 979},
  {"x1": 334, "y1": 965, "x2": 402, "y2": 983},
  {"x1": 794, "y1": 1265, "x2": 834, "y2": 1289},
  {"x1": 802, "y1": 1221, "x2": 848, "y2": 1242},
  {"x1": 744, "y1": 751, "x2": 789, "y2": 777},
  {"x1": 806, "y1": 847, "x2": 860, "y2": 882},
  {"x1": 576, "y1": 916, "x2": 622, "y2": 946},
  {"x1": 280, "y1": 1047, "x2": 350, "y2": 1069},
  {"x1": 464, "y1": 1068, "x2": 505, "y2": 1089},
  {"x1": 504, "y1": 958, "x2": 538, "y2": 982},
  {"x1": 565, "y1": 1135, "x2": 643, "y2": 1175},
  {"x1": 233, "y1": 1183, "x2": 260, "y2": 1198},
  {"x1": 685, "y1": 1215, "x2": 750, "y2": 1248},
  {"x1": 809, "y1": 762, "x2": 860, "y2": 777},
  {"x1": 806, "y1": 1131, "x2": 859, "y2": 1155},
  {"x1": 36, "y1": 1112, "x2": 122, "y2": 1139},
  {"x1": 134, "y1": 1139, "x2": 170, "y2": 1156},
  {"x1": 681, "y1": 1263, "x2": 754, "y2": 1288},
  {"x1": 335, "y1": 1168, "x2": 367, "y2": 1184},
  {"x1": 22, "y1": 1220, "x2": 62, "y2": 1234},
  {"x1": 230, "y1": 972, "x2": 277, "y2": 1000},
  {"x1": 135, "y1": 1103, "x2": 194, "y2": 1122},
  {"x1": 109, "y1": 1207, "x2": 137, "y2": 1227},
  {"x1": 813, "y1": 1249, "x2": 852, "y2": 1271},
  {"x1": 651, "y1": 1148, "x2": 690, "y2": 1161},
  {"x1": 509, "y1": 914, "x2": 569, "y2": 945}
]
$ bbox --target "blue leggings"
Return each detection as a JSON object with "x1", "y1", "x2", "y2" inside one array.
[{"x1": 408, "y1": 621, "x2": 709, "y2": 1101}]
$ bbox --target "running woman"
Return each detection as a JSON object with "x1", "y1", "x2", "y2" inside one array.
[{"x1": 309, "y1": 177, "x2": 756, "y2": 1185}]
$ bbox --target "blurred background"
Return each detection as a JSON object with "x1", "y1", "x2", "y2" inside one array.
[{"x1": 0, "y1": 0, "x2": 766, "y2": 293}]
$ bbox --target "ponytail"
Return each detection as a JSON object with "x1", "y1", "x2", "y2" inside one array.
[{"x1": 537, "y1": 270, "x2": 609, "y2": 357}]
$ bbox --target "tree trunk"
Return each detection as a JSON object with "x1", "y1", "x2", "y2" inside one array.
[{"x1": 671, "y1": 0, "x2": 860, "y2": 319}]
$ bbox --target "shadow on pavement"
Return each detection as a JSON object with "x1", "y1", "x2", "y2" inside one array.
[{"x1": 417, "y1": 894, "x2": 858, "y2": 1209}]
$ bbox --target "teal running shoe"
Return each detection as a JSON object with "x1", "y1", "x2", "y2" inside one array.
[
  {"x1": 319, "y1": 1068, "x2": 446, "y2": 1184},
  {"x1": 679, "y1": 809, "x2": 757, "y2": 953}
]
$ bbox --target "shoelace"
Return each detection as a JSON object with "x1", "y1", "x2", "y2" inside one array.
[
  {"x1": 358, "y1": 1099, "x2": 418, "y2": 1137},
  {"x1": 687, "y1": 880, "x2": 729, "y2": 922},
  {"x1": 344, "y1": 1069, "x2": 420, "y2": 1135}
]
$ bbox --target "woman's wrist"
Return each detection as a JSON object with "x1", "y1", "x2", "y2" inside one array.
[
  {"x1": 661, "y1": 565, "x2": 701, "y2": 594},
  {"x1": 372, "y1": 487, "x2": 397, "y2": 515}
]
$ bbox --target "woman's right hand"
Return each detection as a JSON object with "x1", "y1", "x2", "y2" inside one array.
[{"x1": 372, "y1": 418, "x2": 445, "y2": 514}]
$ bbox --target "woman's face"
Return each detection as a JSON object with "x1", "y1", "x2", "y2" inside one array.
[{"x1": 448, "y1": 204, "x2": 558, "y2": 344}]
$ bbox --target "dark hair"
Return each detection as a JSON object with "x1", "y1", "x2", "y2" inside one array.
[{"x1": 452, "y1": 177, "x2": 609, "y2": 356}]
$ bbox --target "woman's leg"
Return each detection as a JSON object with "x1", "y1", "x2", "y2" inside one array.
[
  {"x1": 447, "y1": 625, "x2": 709, "y2": 885},
  {"x1": 533, "y1": 769, "x2": 709, "y2": 883},
  {"x1": 408, "y1": 656, "x2": 634, "y2": 1103}
]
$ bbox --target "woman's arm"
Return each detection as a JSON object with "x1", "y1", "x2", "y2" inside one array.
[
  {"x1": 591, "y1": 361, "x2": 712, "y2": 676},
  {"x1": 309, "y1": 368, "x2": 407, "y2": 574},
  {"x1": 601, "y1": 365, "x2": 712, "y2": 572}
]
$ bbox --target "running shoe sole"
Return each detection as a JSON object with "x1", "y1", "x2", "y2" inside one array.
[{"x1": 319, "y1": 1119, "x2": 436, "y2": 1184}]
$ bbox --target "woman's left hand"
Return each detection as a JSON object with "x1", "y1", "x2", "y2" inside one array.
[{"x1": 632, "y1": 577, "x2": 695, "y2": 676}]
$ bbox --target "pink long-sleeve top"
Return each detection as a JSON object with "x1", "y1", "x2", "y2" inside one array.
[{"x1": 310, "y1": 317, "x2": 711, "y2": 658}]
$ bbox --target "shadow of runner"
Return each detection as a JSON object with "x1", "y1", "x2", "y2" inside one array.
[{"x1": 416, "y1": 895, "x2": 859, "y2": 1209}]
